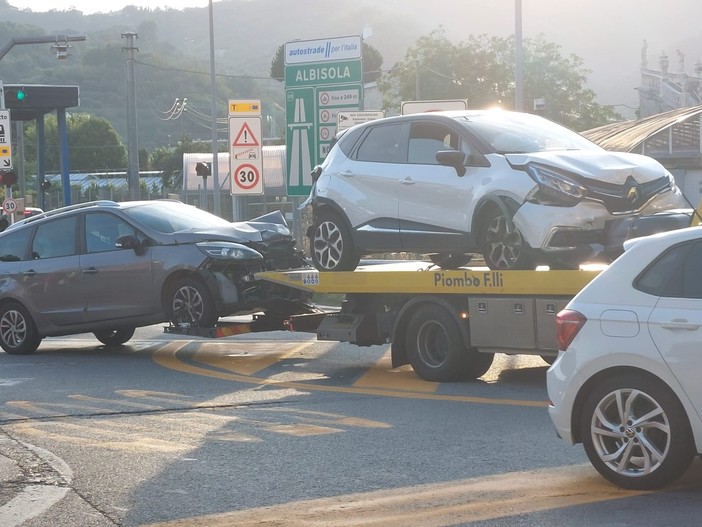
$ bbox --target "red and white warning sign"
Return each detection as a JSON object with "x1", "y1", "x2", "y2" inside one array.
[
  {"x1": 229, "y1": 113, "x2": 263, "y2": 195},
  {"x1": 233, "y1": 122, "x2": 260, "y2": 147}
]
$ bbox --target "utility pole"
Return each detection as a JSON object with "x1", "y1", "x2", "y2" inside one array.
[
  {"x1": 514, "y1": 0, "x2": 524, "y2": 111},
  {"x1": 122, "y1": 32, "x2": 140, "y2": 200},
  {"x1": 208, "y1": 0, "x2": 221, "y2": 216}
]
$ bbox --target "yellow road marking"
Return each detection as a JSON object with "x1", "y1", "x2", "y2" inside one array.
[
  {"x1": 143, "y1": 464, "x2": 651, "y2": 527},
  {"x1": 353, "y1": 349, "x2": 438, "y2": 392},
  {"x1": 193, "y1": 341, "x2": 311, "y2": 376},
  {"x1": 152, "y1": 342, "x2": 546, "y2": 407}
]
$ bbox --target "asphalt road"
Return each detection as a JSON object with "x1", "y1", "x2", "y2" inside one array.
[{"x1": 1, "y1": 326, "x2": 702, "y2": 526}]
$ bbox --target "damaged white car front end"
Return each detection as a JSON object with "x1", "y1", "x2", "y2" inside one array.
[{"x1": 507, "y1": 150, "x2": 691, "y2": 265}]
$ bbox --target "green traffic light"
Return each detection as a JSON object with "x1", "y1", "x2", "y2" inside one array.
[{"x1": 16, "y1": 90, "x2": 26, "y2": 101}]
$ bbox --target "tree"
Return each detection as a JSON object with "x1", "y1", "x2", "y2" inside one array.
[
  {"x1": 150, "y1": 136, "x2": 214, "y2": 191},
  {"x1": 269, "y1": 41, "x2": 384, "y2": 84},
  {"x1": 23, "y1": 113, "x2": 127, "y2": 173},
  {"x1": 378, "y1": 29, "x2": 620, "y2": 131}
]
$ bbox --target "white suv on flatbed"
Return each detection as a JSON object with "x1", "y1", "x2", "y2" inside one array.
[{"x1": 305, "y1": 109, "x2": 689, "y2": 271}]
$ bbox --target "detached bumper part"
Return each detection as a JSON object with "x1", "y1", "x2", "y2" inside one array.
[{"x1": 604, "y1": 212, "x2": 693, "y2": 258}]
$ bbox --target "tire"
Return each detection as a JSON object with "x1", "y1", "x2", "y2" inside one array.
[
  {"x1": 94, "y1": 328, "x2": 136, "y2": 346},
  {"x1": 429, "y1": 252, "x2": 472, "y2": 269},
  {"x1": 0, "y1": 301, "x2": 42, "y2": 355},
  {"x1": 480, "y1": 207, "x2": 533, "y2": 270},
  {"x1": 167, "y1": 277, "x2": 218, "y2": 328},
  {"x1": 406, "y1": 304, "x2": 494, "y2": 382},
  {"x1": 310, "y1": 212, "x2": 360, "y2": 272},
  {"x1": 541, "y1": 354, "x2": 556, "y2": 366},
  {"x1": 580, "y1": 373, "x2": 694, "y2": 490}
]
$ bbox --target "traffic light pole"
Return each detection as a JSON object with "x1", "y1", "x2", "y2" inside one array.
[{"x1": 0, "y1": 35, "x2": 86, "y2": 62}]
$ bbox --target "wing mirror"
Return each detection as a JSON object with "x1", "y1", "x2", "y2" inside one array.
[
  {"x1": 436, "y1": 150, "x2": 466, "y2": 177},
  {"x1": 310, "y1": 165, "x2": 323, "y2": 183},
  {"x1": 116, "y1": 234, "x2": 145, "y2": 255}
]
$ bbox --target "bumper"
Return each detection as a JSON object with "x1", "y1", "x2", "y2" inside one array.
[
  {"x1": 514, "y1": 198, "x2": 692, "y2": 262},
  {"x1": 546, "y1": 352, "x2": 581, "y2": 445}
]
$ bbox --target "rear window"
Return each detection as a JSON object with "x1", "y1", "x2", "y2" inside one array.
[{"x1": 634, "y1": 241, "x2": 698, "y2": 297}]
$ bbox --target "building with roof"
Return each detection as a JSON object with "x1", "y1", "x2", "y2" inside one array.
[
  {"x1": 638, "y1": 41, "x2": 702, "y2": 117},
  {"x1": 582, "y1": 105, "x2": 702, "y2": 208},
  {"x1": 579, "y1": 43, "x2": 702, "y2": 209}
]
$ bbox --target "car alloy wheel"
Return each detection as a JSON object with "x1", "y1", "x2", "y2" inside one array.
[
  {"x1": 581, "y1": 374, "x2": 694, "y2": 490},
  {"x1": 168, "y1": 278, "x2": 218, "y2": 328},
  {"x1": 310, "y1": 213, "x2": 359, "y2": 271},
  {"x1": 0, "y1": 302, "x2": 41, "y2": 355},
  {"x1": 481, "y1": 209, "x2": 532, "y2": 270}
]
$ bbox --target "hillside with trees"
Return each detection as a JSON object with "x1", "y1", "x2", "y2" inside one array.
[{"x1": 0, "y1": 0, "x2": 664, "y2": 178}]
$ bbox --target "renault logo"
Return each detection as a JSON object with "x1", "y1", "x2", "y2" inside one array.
[{"x1": 627, "y1": 186, "x2": 640, "y2": 203}]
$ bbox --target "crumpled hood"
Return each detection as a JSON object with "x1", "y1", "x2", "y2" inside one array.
[
  {"x1": 505, "y1": 150, "x2": 668, "y2": 184},
  {"x1": 170, "y1": 210, "x2": 293, "y2": 245}
]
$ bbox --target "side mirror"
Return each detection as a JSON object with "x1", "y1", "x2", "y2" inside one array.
[
  {"x1": 310, "y1": 165, "x2": 323, "y2": 183},
  {"x1": 116, "y1": 234, "x2": 144, "y2": 254},
  {"x1": 436, "y1": 150, "x2": 466, "y2": 177}
]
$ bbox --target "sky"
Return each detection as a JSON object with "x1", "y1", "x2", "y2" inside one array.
[{"x1": 8, "y1": 0, "x2": 208, "y2": 14}]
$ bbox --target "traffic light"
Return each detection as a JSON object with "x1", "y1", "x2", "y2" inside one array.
[
  {"x1": 0, "y1": 171, "x2": 17, "y2": 186},
  {"x1": 195, "y1": 162, "x2": 211, "y2": 177},
  {"x1": 4, "y1": 87, "x2": 27, "y2": 104}
]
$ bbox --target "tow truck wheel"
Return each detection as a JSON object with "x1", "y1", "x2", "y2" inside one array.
[
  {"x1": 406, "y1": 305, "x2": 493, "y2": 381},
  {"x1": 94, "y1": 328, "x2": 136, "y2": 346},
  {"x1": 167, "y1": 277, "x2": 218, "y2": 328}
]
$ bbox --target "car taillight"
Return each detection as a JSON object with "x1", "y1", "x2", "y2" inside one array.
[{"x1": 556, "y1": 309, "x2": 587, "y2": 351}]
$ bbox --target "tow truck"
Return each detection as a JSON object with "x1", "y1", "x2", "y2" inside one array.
[{"x1": 164, "y1": 261, "x2": 602, "y2": 382}]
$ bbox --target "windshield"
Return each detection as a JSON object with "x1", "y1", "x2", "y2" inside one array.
[
  {"x1": 123, "y1": 201, "x2": 231, "y2": 233},
  {"x1": 454, "y1": 111, "x2": 602, "y2": 154}
]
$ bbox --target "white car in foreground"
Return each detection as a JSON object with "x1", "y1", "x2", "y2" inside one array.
[{"x1": 548, "y1": 226, "x2": 702, "y2": 489}]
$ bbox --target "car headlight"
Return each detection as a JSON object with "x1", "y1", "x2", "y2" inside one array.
[
  {"x1": 197, "y1": 242, "x2": 263, "y2": 260},
  {"x1": 524, "y1": 164, "x2": 588, "y2": 206}
]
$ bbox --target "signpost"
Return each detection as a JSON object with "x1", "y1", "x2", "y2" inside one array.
[
  {"x1": 336, "y1": 110, "x2": 385, "y2": 132},
  {"x1": 228, "y1": 99, "x2": 263, "y2": 195},
  {"x1": 401, "y1": 99, "x2": 468, "y2": 115},
  {"x1": 0, "y1": 109, "x2": 12, "y2": 170},
  {"x1": 284, "y1": 35, "x2": 363, "y2": 196}
]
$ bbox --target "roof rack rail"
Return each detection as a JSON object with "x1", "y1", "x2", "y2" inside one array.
[{"x1": 20, "y1": 200, "x2": 119, "y2": 225}]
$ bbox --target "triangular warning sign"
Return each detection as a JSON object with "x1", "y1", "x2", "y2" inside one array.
[{"x1": 233, "y1": 122, "x2": 260, "y2": 147}]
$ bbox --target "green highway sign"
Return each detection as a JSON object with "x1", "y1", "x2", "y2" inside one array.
[
  {"x1": 284, "y1": 35, "x2": 363, "y2": 196},
  {"x1": 285, "y1": 61, "x2": 363, "y2": 88}
]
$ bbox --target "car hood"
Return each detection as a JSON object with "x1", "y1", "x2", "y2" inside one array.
[
  {"x1": 169, "y1": 210, "x2": 293, "y2": 245},
  {"x1": 505, "y1": 150, "x2": 667, "y2": 184}
]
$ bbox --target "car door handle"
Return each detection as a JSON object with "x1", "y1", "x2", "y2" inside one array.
[
  {"x1": 21, "y1": 270, "x2": 37, "y2": 276},
  {"x1": 399, "y1": 177, "x2": 415, "y2": 185},
  {"x1": 340, "y1": 170, "x2": 354, "y2": 177},
  {"x1": 661, "y1": 319, "x2": 700, "y2": 330},
  {"x1": 82, "y1": 267, "x2": 99, "y2": 274}
]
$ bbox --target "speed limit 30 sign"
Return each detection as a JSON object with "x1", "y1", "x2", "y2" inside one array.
[
  {"x1": 233, "y1": 163, "x2": 262, "y2": 193},
  {"x1": 2, "y1": 198, "x2": 17, "y2": 214}
]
